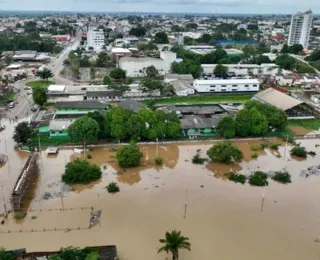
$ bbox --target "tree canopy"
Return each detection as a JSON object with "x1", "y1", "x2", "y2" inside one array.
[
  {"x1": 145, "y1": 65, "x2": 158, "y2": 78},
  {"x1": 67, "y1": 116, "x2": 100, "y2": 144},
  {"x1": 129, "y1": 26, "x2": 147, "y2": 37},
  {"x1": 109, "y1": 68, "x2": 126, "y2": 80},
  {"x1": 216, "y1": 115, "x2": 236, "y2": 138},
  {"x1": 32, "y1": 86, "x2": 47, "y2": 107},
  {"x1": 62, "y1": 158, "x2": 102, "y2": 184},
  {"x1": 36, "y1": 68, "x2": 53, "y2": 81},
  {"x1": 158, "y1": 230, "x2": 191, "y2": 260},
  {"x1": 207, "y1": 141, "x2": 243, "y2": 163},
  {"x1": 154, "y1": 32, "x2": 169, "y2": 44},
  {"x1": 116, "y1": 143, "x2": 143, "y2": 168},
  {"x1": 13, "y1": 122, "x2": 33, "y2": 144}
]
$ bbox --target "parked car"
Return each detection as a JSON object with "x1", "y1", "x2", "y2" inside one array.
[{"x1": 8, "y1": 102, "x2": 14, "y2": 108}]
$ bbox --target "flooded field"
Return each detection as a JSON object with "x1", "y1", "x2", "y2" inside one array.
[{"x1": 1, "y1": 119, "x2": 320, "y2": 259}]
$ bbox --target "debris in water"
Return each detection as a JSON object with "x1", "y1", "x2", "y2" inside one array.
[
  {"x1": 314, "y1": 238, "x2": 320, "y2": 243},
  {"x1": 201, "y1": 185, "x2": 204, "y2": 188}
]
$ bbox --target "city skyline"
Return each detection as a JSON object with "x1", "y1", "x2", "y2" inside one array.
[{"x1": 0, "y1": 0, "x2": 318, "y2": 15}]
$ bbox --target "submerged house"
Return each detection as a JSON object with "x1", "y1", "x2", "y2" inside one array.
[{"x1": 47, "y1": 100, "x2": 110, "y2": 139}]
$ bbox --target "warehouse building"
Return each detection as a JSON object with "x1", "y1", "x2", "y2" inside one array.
[{"x1": 193, "y1": 79, "x2": 260, "y2": 93}]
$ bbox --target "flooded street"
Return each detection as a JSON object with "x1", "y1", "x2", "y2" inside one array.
[{"x1": 1, "y1": 120, "x2": 320, "y2": 259}]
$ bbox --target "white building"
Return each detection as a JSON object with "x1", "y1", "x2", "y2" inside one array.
[
  {"x1": 193, "y1": 79, "x2": 260, "y2": 93},
  {"x1": 288, "y1": 10, "x2": 312, "y2": 48},
  {"x1": 201, "y1": 64, "x2": 279, "y2": 76},
  {"x1": 119, "y1": 51, "x2": 179, "y2": 77},
  {"x1": 87, "y1": 27, "x2": 105, "y2": 52}
]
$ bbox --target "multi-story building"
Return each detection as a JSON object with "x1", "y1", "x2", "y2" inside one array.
[
  {"x1": 87, "y1": 26, "x2": 105, "y2": 52},
  {"x1": 288, "y1": 10, "x2": 312, "y2": 48}
]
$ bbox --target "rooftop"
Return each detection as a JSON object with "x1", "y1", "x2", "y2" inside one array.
[
  {"x1": 55, "y1": 100, "x2": 108, "y2": 109},
  {"x1": 118, "y1": 100, "x2": 145, "y2": 113},
  {"x1": 253, "y1": 88, "x2": 303, "y2": 111},
  {"x1": 194, "y1": 78, "x2": 260, "y2": 84},
  {"x1": 49, "y1": 119, "x2": 74, "y2": 131},
  {"x1": 111, "y1": 48, "x2": 131, "y2": 53},
  {"x1": 180, "y1": 114, "x2": 226, "y2": 129}
]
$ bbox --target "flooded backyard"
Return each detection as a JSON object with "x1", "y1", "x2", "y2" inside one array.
[{"x1": 1, "y1": 119, "x2": 320, "y2": 259}]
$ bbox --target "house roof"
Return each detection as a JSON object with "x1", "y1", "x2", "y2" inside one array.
[
  {"x1": 253, "y1": 88, "x2": 303, "y2": 111},
  {"x1": 170, "y1": 80, "x2": 194, "y2": 93},
  {"x1": 55, "y1": 100, "x2": 108, "y2": 109},
  {"x1": 118, "y1": 100, "x2": 145, "y2": 112},
  {"x1": 49, "y1": 120, "x2": 74, "y2": 131},
  {"x1": 180, "y1": 114, "x2": 225, "y2": 129},
  {"x1": 165, "y1": 74, "x2": 194, "y2": 81},
  {"x1": 86, "y1": 90, "x2": 122, "y2": 97}
]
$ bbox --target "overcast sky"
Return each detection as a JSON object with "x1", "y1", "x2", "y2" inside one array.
[{"x1": 0, "y1": 0, "x2": 318, "y2": 14}]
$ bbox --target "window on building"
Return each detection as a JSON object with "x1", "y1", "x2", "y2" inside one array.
[
  {"x1": 59, "y1": 131, "x2": 63, "y2": 134},
  {"x1": 232, "y1": 85, "x2": 237, "y2": 87},
  {"x1": 210, "y1": 89, "x2": 216, "y2": 92},
  {"x1": 221, "y1": 85, "x2": 227, "y2": 87},
  {"x1": 210, "y1": 85, "x2": 215, "y2": 88},
  {"x1": 221, "y1": 89, "x2": 227, "y2": 92},
  {"x1": 51, "y1": 131, "x2": 55, "y2": 134},
  {"x1": 253, "y1": 84, "x2": 257, "y2": 87},
  {"x1": 232, "y1": 89, "x2": 237, "y2": 91},
  {"x1": 245, "y1": 84, "x2": 249, "y2": 87}
]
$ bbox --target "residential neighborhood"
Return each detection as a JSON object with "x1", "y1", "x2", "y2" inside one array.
[{"x1": 0, "y1": 6, "x2": 320, "y2": 260}]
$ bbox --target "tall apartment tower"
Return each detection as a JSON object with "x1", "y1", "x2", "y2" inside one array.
[
  {"x1": 87, "y1": 26, "x2": 105, "y2": 52},
  {"x1": 288, "y1": 10, "x2": 312, "y2": 48}
]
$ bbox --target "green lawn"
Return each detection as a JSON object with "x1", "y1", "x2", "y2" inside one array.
[
  {"x1": 26, "y1": 80, "x2": 55, "y2": 88},
  {"x1": 288, "y1": 119, "x2": 320, "y2": 130},
  {"x1": 142, "y1": 95, "x2": 253, "y2": 106},
  {"x1": 27, "y1": 135, "x2": 73, "y2": 147},
  {"x1": 0, "y1": 92, "x2": 14, "y2": 104}
]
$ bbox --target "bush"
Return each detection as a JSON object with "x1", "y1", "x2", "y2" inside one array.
[
  {"x1": 249, "y1": 171, "x2": 268, "y2": 187},
  {"x1": 87, "y1": 154, "x2": 92, "y2": 159},
  {"x1": 228, "y1": 172, "x2": 246, "y2": 184},
  {"x1": 192, "y1": 153, "x2": 207, "y2": 164},
  {"x1": 62, "y1": 158, "x2": 102, "y2": 184},
  {"x1": 290, "y1": 146, "x2": 307, "y2": 158},
  {"x1": 272, "y1": 171, "x2": 291, "y2": 184},
  {"x1": 155, "y1": 156, "x2": 163, "y2": 165},
  {"x1": 116, "y1": 143, "x2": 143, "y2": 168},
  {"x1": 207, "y1": 141, "x2": 243, "y2": 164},
  {"x1": 15, "y1": 212, "x2": 27, "y2": 220},
  {"x1": 0, "y1": 249, "x2": 15, "y2": 260},
  {"x1": 270, "y1": 143, "x2": 281, "y2": 150},
  {"x1": 106, "y1": 182, "x2": 120, "y2": 193},
  {"x1": 251, "y1": 153, "x2": 258, "y2": 159},
  {"x1": 260, "y1": 141, "x2": 269, "y2": 149},
  {"x1": 250, "y1": 144, "x2": 260, "y2": 151},
  {"x1": 308, "y1": 151, "x2": 316, "y2": 156}
]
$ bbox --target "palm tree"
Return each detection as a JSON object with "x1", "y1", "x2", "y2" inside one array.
[
  {"x1": 36, "y1": 68, "x2": 53, "y2": 81},
  {"x1": 158, "y1": 230, "x2": 191, "y2": 260}
]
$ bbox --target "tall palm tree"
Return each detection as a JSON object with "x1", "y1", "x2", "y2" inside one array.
[
  {"x1": 36, "y1": 68, "x2": 53, "y2": 81},
  {"x1": 158, "y1": 230, "x2": 191, "y2": 260}
]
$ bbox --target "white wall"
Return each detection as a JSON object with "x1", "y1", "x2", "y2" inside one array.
[
  {"x1": 193, "y1": 80, "x2": 260, "y2": 93},
  {"x1": 176, "y1": 89, "x2": 195, "y2": 96},
  {"x1": 47, "y1": 95, "x2": 83, "y2": 103}
]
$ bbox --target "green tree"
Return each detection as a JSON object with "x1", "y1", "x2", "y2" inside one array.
[
  {"x1": 214, "y1": 64, "x2": 228, "y2": 78},
  {"x1": 4, "y1": 55, "x2": 12, "y2": 65},
  {"x1": 288, "y1": 44, "x2": 303, "y2": 54},
  {"x1": 0, "y1": 248, "x2": 14, "y2": 260},
  {"x1": 145, "y1": 65, "x2": 158, "y2": 78},
  {"x1": 236, "y1": 108, "x2": 251, "y2": 137},
  {"x1": 158, "y1": 230, "x2": 191, "y2": 260},
  {"x1": 139, "y1": 78, "x2": 163, "y2": 93},
  {"x1": 110, "y1": 107, "x2": 132, "y2": 141},
  {"x1": 13, "y1": 122, "x2": 33, "y2": 144},
  {"x1": 71, "y1": 64, "x2": 81, "y2": 80},
  {"x1": 129, "y1": 26, "x2": 147, "y2": 37},
  {"x1": 32, "y1": 86, "x2": 47, "y2": 107},
  {"x1": 62, "y1": 158, "x2": 102, "y2": 184},
  {"x1": 67, "y1": 116, "x2": 100, "y2": 147},
  {"x1": 116, "y1": 143, "x2": 143, "y2": 168},
  {"x1": 207, "y1": 141, "x2": 243, "y2": 163},
  {"x1": 90, "y1": 67, "x2": 96, "y2": 81},
  {"x1": 110, "y1": 68, "x2": 126, "y2": 80},
  {"x1": 96, "y1": 51, "x2": 110, "y2": 67},
  {"x1": 107, "y1": 83, "x2": 130, "y2": 94},
  {"x1": 103, "y1": 75, "x2": 111, "y2": 85},
  {"x1": 249, "y1": 107, "x2": 268, "y2": 136},
  {"x1": 87, "y1": 111, "x2": 105, "y2": 138},
  {"x1": 216, "y1": 115, "x2": 236, "y2": 138},
  {"x1": 36, "y1": 68, "x2": 53, "y2": 81},
  {"x1": 154, "y1": 32, "x2": 169, "y2": 44},
  {"x1": 275, "y1": 54, "x2": 296, "y2": 70},
  {"x1": 126, "y1": 114, "x2": 146, "y2": 140},
  {"x1": 166, "y1": 121, "x2": 180, "y2": 138}
]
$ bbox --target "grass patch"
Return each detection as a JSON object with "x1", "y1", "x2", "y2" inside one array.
[
  {"x1": 15, "y1": 212, "x2": 27, "y2": 220},
  {"x1": 249, "y1": 171, "x2": 269, "y2": 187},
  {"x1": 291, "y1": 146, "x2": 307, "y2": 158},
  {"x1": 288, "y1": 119, "x2": 320, "y2": 131},
  {"x1": 250, "y1": 144, "x2": 260, "y2": 151},
  {"x1": 0, "y1": 92, "x2": 14, "y2": 104},
  {"x1": 228, "y1": 172, "x2": 246, "y2": 184},
  {"x1": 26, "y1": 80, "x2": 54, "y2": 89},
  {"x1": 251, "y1": 153, "x2": 258, "y2": 159},
  {"x1": 142, "y1": 94, "x2": 253, "y2": 106},
  {"x1": 270, "y1": 143, "x2": 281, "y2": 150},
  {"x1": 27, "y1": 135, "x2": 73, "y2": 147},
  {"x1": 260, "y1": 141, "x2": 269, "y2": 149},
  {"x1": 155, "y1": 156, "x2": 163, "y2": 165},
  {"x1": 106, "y1": 182, "x2": 120, "y2": 193},
  {"x1": 272, "y1": 171, "x2": 291, "y2": 184},
  {"x1": 87, "y1": 154, "x2": 92, "y2": 159}
]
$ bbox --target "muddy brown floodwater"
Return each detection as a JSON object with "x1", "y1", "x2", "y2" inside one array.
[{"x1": 1, "y1": 125, "x2": 320, "y2": 260}]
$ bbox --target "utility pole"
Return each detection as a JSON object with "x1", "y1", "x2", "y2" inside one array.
[
  {"x1": 38, "y1": 135, "x2": 41, "y2": 153},
  {"x1": 283, "y1": 134, "x2": 289, "y2": 161},
  {"x1": 156, "y1": 138, "x2": 159, "y2": 157}
]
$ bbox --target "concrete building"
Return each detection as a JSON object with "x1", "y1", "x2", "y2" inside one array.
[
  {"x1": 87, "y1": 27, "x2": 105, "y2": 52},
  {"x1": 288, "y1": 10, "x2": 312, "y2": 48},
  {"x1": 201, "y1": 64, "x2": 278, "y2": 76},
  {"x1": 164, "y1": 74, "x2": 195, "y2": 96},
  {"x1": 193, "y1": 79, "x2": 260, "y2": 93},
  {"x1": 119, "y1": 51, "x2": 178, "y2": 77},
  {"x1": 111, "y1": 48, "x2": 132, "y2": 62}
]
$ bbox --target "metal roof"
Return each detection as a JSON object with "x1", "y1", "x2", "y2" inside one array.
[
  {"x1": 253, "y1": 88, "x2": 303, "y2": 111},
  {"x1": 180, "y1": 114, "x2": 225, "y2": 129},
  {"x1": 55, "y1": 100, "x2": 107, "y2": 109}
]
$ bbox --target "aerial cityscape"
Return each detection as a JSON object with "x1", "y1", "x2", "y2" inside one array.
[{"x1": 0, "y1": 4, "x2": 320, "y2": 260}]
